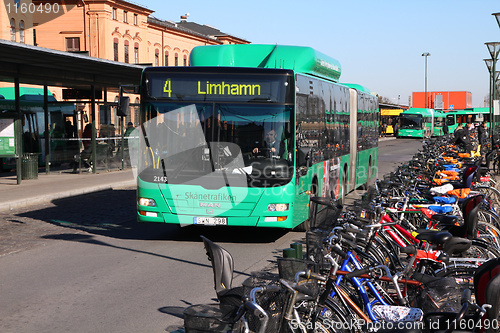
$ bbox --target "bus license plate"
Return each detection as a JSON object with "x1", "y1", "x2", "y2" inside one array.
[{"x1": 194, "y1": 217, "x2": 227, "y2": 225}]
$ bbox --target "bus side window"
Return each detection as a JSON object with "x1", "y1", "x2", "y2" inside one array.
[{"x1": 446, "y1": 115, "x2": 455, "y2": 126}]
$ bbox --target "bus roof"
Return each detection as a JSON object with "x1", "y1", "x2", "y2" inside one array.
[
  {"x1": 380, "y1": 109, "x2": 404, "y2": 116},
  {"x1": 403, "y1": 108, "x2": 435, "y2": 115},
  {"x1": 0, "y1": 87, "x2": 57, "y2": 101},
  {"x1": 341, "y1": 83, "x2": 373, "y2": 94},
  {"x1": 443, "y1": 107, "x2": 489, "y2": 114},
  {"x1": 189, "y1": 44, "x2": 342, "y2": 82}
]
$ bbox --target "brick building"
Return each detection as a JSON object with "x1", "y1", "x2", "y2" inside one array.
[{"x1": 1, "y1": 0, "x2": 249, "y2": 130}]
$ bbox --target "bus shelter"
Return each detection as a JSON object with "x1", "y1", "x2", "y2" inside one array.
[{"x1": 0, "y1": 40, "x2": 143, "y2": 184}]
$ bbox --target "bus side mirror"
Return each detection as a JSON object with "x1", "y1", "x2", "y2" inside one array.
[
  {"x1": 297, "y1": 147, "x2": 312, "y2": 167},
  {"x1": 297, "y1": 166, "x2": 308, "y2": 177}
]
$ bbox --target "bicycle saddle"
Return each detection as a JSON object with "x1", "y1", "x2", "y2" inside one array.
[
  {"x1": 430, "y1": 214, "x2": 458, "y2": 225},
  {"x1": 441, "y1": 236, "x2": 472, "y2": 256},
  {"x1": 415, "y1": 230, "x2": 453, "y2": 246}
]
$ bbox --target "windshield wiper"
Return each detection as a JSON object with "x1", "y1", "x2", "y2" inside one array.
[
  {"x1": 233, "y1": 167, "x2": 253, "y2": 183},
  {"x1": 168, "y1": 147, "x2": 201, "y2": 179}
]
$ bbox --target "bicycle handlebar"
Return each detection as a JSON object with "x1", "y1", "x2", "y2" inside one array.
[
  {"x1": 295, "y1": 270, "x2": 328, "y2": 283},
  {"x1": 331, "y1": 245, "x2": 349, "y2": 259},
  {"x1": 401, "y1": 245, "x2": 417, "y2": 255},
  {"x1": 345, "y1": 267, "x2": 374, "y2": 279}
]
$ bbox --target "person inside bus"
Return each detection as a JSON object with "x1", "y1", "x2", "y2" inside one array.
[{"x1": 253, "y1": 129, "x2": 285, "y2": 158}]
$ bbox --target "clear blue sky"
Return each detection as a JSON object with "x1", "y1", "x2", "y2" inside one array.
[{"x1": 134, "y1": 0, "x2": 500, "y2": 107}]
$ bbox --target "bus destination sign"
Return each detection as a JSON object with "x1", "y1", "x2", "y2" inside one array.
[{"x1": 147, "y1": 73, "x2": 291, "y2": 103}]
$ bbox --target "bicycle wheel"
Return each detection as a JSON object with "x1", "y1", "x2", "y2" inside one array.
[
  {"x1": 477, "y1": 185, "x2": 500, "y2": 213},
  {"x1": 466, "y1": 239, "x2": 500, "y2": 260},
  {"x1": 286, "y1": 295, "x2": 353, "y2": 333},
  {"x1": 434, "y1": 264, "x2": 477, "y2": 277},
  {"x1": 317, "y1": 298, "x2": 355, "y2": 333},
  {"x1": 476, "y1": 221, "x2": 500, "y2": 249},
  {"x1": 478, "y1": 208, "x2": 500, "y2": 230}
]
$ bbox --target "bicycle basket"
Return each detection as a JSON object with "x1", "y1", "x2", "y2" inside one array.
[
  {"x1": 242, "y1": 272, "x2": 287, "y2": 333},
  {"x1": 183, "y1": 304, "x2": 233, "y2": 333},
  {"x1": 277, "y1": 257, "x2": 321, "y2": 299},
  {"x1": 308, "y1": 197, "x2": 343, "y2": 229},
  {"x1": 306, "y1": 229, "x2": 331, "y2": 273},
  {"x1": 414, "y1": 276, "x2": 463, "y2": 313},
  {"x1": 277, "y1": 257, "x2": 316, "y2": 279}
]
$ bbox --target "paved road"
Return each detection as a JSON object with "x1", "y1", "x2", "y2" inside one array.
[{"x1": 0, "y1": 138, "x2": 423, "y2": 333}]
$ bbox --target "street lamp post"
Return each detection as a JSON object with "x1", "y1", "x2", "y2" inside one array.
[
  {"x1": 484, "y1": 58, "x2": 493, "y2": 113},
  {"x1": 486, "y1": 12, "x2": 500, "y2": 139},
  {"x1": 422, "y1": 53, "x2": 431, "y2": 109},
  {"x1": 493, "y1": 12, "x2": 500, "y2": 28},
  {"x1": 485, "y1": 42, "x2": 500, "y2": 139}
]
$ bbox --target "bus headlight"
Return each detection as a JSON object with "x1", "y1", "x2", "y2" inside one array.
[
  {"x1": 264, "y1": 216, "x2": 287, "y2": 222},
  {"x1": 267, "y1": 204, "x2": 289, "y2": 212},
  {"x1": 139, "y1": 198, "x2": 156, "y2": 207}
]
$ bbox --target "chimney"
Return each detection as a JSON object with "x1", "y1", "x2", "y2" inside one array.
[{"x1": 180, "y1": 13, "x2": 189, "y2": 21}]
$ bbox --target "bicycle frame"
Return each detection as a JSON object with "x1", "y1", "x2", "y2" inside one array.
[{"x1": 332, "y1": 252, "x2": 389, "y2": 321}]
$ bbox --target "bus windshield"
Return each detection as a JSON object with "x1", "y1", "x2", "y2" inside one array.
[
  {"x1": 400, "y1": 114, "x2": 422, "y2": 129},
  {"x1": 134, "y1": 101, "x2": 294, "y2": 188}
]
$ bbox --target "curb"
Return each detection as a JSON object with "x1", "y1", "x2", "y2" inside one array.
[{"x1": 0, "y1": 179, "x2": 136, "y2": 212}]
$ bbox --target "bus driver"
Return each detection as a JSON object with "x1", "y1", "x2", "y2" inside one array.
[{"x1": 253, "y1": 129, "x2": 285, "y2": 158}]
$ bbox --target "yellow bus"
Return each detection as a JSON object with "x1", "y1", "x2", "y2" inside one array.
[{"x1": 380, "y1": 108, "x2": 404, "y2": 135}]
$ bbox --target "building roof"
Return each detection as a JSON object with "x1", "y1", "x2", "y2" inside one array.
[
  {"x1": 176, "y1": 21, "x2": 249, "y2": 43},
  {"x1": 147, "y1": 16, "x2": 220, "y2": 43},
  {"x1": 147, "y1": 17, "x2": 249, "y2": 44},
  {"x1": 177, "y1": 21, "x2": 227, "y2": 37},
  {"x1": 0, "y1": 39, "x2": 144, "y2": 91}
]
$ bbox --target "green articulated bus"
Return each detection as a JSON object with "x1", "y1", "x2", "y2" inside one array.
[
  {"x1": 444, "y1": 108, "x2": 490, "y2": 133},
  {"x1": 398, "y1": 108, "x2": 446, "y2": 138},
  {"x1": 134, "y1": 44, "x2": 378, "y2": 230}
]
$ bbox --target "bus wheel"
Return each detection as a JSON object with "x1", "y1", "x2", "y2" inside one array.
[{"x1": 295, "y1": 180, "x2": 318, "y2": 232}]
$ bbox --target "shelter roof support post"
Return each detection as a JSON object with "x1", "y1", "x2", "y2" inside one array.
[
  {"x1": 118, "y1": 86, "x2": 124, "y2": 171},
  {"x1": 15, "y1": 77, "x2": 22, "y2": 185},
  {"x1": 91, "y1": 85, "x2": 96, "y2": 174},
  {"x1": 44, "y1": 85, "x2": 50, "y2": 173},
  {"x1": 103, "y1": 87, "x2": 109, "y2": 171}
]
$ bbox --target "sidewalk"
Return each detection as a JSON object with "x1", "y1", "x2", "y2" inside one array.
[
  {"x1": 379, "y1": 136, "x2": 397, "y2": 142},
  {"x1": 0, "y1": 169, "x2": 136, "y2": 212}
]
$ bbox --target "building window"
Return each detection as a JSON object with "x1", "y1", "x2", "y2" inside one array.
[
  {"x1": 33, "y1": 29, "x2": 37, "y2": 46},
  {"x1": 113, "y1": 38, "x2": 119, "y2": 61},
  {"x1": 155, "y1": 49, "x2": 159, "y2": 66},
  {"x1": 123, "y1": 10, "x2": 128, "y2": 23},
  {"x1": 66, "y1": 37, "x2": 80, "y2": 51},
  {"x1": 134, "y1": 43, "x2": 139, "y2": 64},
  {"x1": 19, "y1": 20, "x2": 25, "y2": 43},
  {"x1": 112, "y1": 7, "x2": 117, "y2": 20},
  {"x1": 133, "y1": 14, "x2": 138, "y2": 25},
  {"x1": 10, "y1": 18, "x2": 15, "y2": 42},
  {"x1": 164, "y1": 52, "x2": 169, "y2": 66},
  {"x1": 183, "y1": 54, "x2": 187, "y2": 66},
  {"x1": 124, "y1": 41, "x2": 129, "y2": 63},
  {"x1": 174, "y1": 53, "x2": 178, "y2": 66}
]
